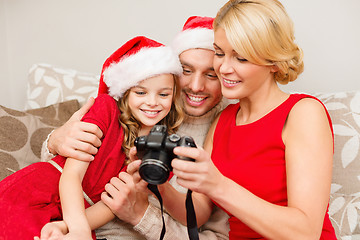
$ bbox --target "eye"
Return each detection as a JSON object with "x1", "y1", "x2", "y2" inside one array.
[
  {"x1": 135, "y1": 91, "x2": 146, "y2": 95},
  {"x1": 214, "y1": 51, "x2": 225, "y2": 57},
  {"x1": 206, "y1": 72, "x2": 218, "y2": 80},
  {"x1": 236, "y1": 57, "x2": 248, "y2": 62},
  {"x1": 182, "y1": 67, "x2": 192, "y2": 75},
  {"x1": 159, "y1": 93, "x2": 170, "y2": 97}
]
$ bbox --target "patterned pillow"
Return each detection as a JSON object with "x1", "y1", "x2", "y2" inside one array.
[
  {"x1": 0, "y1": 100, "x2": 80, "y2": 181},
  {"x1": 315, "y1": 91, "x2": 360, "y2": 238},
  {"x1": 26, "y1": 63, "x2": 99, "y2": 109}
]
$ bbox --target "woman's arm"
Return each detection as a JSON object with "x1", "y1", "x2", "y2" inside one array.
[
  {"x1": 163, "y1": 117, "x2": 220, "y2": 226},
  {"x1": 173, "y1": 98, "x2": 333, "y2": 240}
]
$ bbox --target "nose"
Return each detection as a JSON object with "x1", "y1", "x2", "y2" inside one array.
[
  {"x1": 146, "y1": 93, "x2": 158, "y2": 106},
  {"x1": 188, "y1": 73, "x2": 205, "y2": 93},
  {"x1": 219, "y1": 57, "x2": 233, "y2": 75}
]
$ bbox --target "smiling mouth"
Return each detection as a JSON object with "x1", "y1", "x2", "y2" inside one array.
[
  {"x1": 141, "y1": 109, "x2": 161, "y2": 116},
  {"x1": 186, "y1": 93, "x2": 208, "y2": 106},
  {"x1": 223, "y1": 78, "x2": 241, "y2": 87}
]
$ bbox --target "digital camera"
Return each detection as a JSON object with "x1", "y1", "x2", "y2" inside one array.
[{"x1": 134, "y1": 125, "x2": 196, "y2": 185}]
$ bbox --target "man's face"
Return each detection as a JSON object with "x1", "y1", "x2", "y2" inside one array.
[{"x1": 178, "y1": 49, "x2": 222, "y2": 117}]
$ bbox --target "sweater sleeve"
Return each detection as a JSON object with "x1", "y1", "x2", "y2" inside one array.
[
  {"x1": 40, "y1": 130, "x2": 56, "y2": 162},
  {"x1": 133, "y1": 178, "x2": 229, "y2": 240},
  {"x1": 134, "y1": 202, "x2": 229, "y2": 240}
]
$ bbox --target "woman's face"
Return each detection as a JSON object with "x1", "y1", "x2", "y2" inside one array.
[
  {"x1": 128, "y1": 74, "x2": 174, "y2": 135},
  {"x1": 213, "y1": 28, "x2": 276, "y2": 100}
]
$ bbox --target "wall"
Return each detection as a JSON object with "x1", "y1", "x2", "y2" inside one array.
[{"x1": 1, "y1": 0, "x2": 359, "y2": 110}]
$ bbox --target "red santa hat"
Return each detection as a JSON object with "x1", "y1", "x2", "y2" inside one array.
[
  {"x1": 98, "y1": 36, "x2": 182, "y2": 99},
  {"x1": 171, "y1": 16, "x2": 215, "y2": 55}
]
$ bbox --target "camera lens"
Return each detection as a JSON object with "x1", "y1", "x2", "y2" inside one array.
[{"x1": 139, "y1": 159, "x2": 170, "y2": 185}]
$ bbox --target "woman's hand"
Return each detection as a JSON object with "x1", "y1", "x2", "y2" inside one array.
[{"x1": 172, "y1": 146, "x2": 225, "y2": 199}]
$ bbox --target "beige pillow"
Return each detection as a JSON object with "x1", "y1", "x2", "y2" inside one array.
[
  {"x1": 315, "y1": 91, "x2": 360, "y2": 237},
  {"x1": 0, "y1": 100, "x2": 80, "y2": 181},
  {"x1": 26, "y1": 63, "x2": 99, "y2": 109}
]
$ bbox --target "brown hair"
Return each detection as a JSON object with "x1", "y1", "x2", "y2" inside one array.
[{"x1": 117, "y1": 75, "x2": 184, "y2": 163}]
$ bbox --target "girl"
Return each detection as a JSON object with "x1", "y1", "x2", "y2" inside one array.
[
  {"x1": 132, "y1": 0, "x2": 338, "y2": 239},
  {"x1": 0, "y1": 36, "x2": 184, "y2": 240}
]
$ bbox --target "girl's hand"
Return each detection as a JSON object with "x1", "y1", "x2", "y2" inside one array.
[
  {"x1": 127, "y1": 147, "x2": 150, "y2": 193},
  {"x1": 172, "y1": 146, "x2": 225, "y2": 198},
  {"x1": 34, "y1": 221, "x2": 68, "y2": 240}
]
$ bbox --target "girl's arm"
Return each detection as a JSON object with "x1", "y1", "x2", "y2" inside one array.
[
  {"x1": 59, "y1": 158, "x2": 92, "y2": 237},
  {"x1": 38, "y1": 201, "x2": 116, "y2": 238},
  {"x1": 60, "y1": 158, "x2": 117, "y2": 232},
  {"x1": 85, "y1": 201, "x2": 115, "y2": 230}
]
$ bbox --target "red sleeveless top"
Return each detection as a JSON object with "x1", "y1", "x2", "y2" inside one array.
[{"x1": 211, "y1": 94, "x2": 336, "y2": 239}]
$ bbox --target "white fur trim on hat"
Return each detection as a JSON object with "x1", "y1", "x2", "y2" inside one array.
[
  {"x1": 171, "y1": 28, "x2": 214, "y2": 55},
  {"x1": 102, "y1": 46, "x2": 182, "y2": 99}
]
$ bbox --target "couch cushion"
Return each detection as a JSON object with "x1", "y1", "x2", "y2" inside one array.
[
  {"x1": 26, "y1": 63, "x2": 99, "y2": 109},
  {"x1": 0, "y1": 100, "x2": 80, "y2": 181},
  {"x1": 316, "y1": 91, "x2": 360, "y2": 238}
]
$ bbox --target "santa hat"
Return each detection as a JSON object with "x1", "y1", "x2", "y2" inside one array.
[
  {"x1": 98, "y1": 36, "x2": 182, "y2": 99},
  {"x1": 171, "y1": 16, "x2": 215, "y2": 55}
]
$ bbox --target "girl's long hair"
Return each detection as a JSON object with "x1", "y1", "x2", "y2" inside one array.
[{"x1": 117, "y1": 75, "x2": 184, "y2": 164}]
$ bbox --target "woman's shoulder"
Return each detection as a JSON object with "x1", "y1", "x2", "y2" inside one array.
[
  {"x1": 287, "y1": 94, "x2": 331, "y2": 129},
  {"x1": 290, "y1": 94, "x2": 327, "y2": 115}
]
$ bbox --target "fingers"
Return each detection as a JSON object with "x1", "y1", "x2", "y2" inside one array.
[
  {"x1": 128, "y1": 146, "x2": 139, "y2": 162},
  {"x1": 49, "y1": 121, "x2": 103, "y2": 161},
  {"x1": 74, "y1": 122, "x2": 103, "y2": 146},
  {"x1": 173, "y1": 146, "x2": 204, "y2": 162},
  {"x1": 126, "y1": 160, "x2": 142, "y2": 175},
  {"x1": 71, "y1": 97, "x2": 95, "y2": 121}
]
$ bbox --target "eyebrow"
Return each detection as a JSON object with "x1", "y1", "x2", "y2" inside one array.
[
  {"x1": 134, "y1": 85, "x2": 173, "y2": 91},
  {"x1": 181, "y1": 61, "x2": 215, "y2": 72},
  {"x1": 213, "y1": 43, "x2": 221, "y2": 50},
  {"x1": 213, "y1": 43, "x2": 240, "y2": 56}
]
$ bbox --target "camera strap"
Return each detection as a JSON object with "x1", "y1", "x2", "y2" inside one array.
[
  {"x1": 148, "y1": 184, "x2": 166, "y2": 239},
  {"x1": 148, "y1": 184, "x2": 199, "y2": 240}
]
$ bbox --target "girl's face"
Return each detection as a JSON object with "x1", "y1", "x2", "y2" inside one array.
[
  {"x1": 128, "y1": 74, "x2": 174, "y2": 134},
  {"x1": 213, "y1": 28, "x2": 277, "y2": 100}
]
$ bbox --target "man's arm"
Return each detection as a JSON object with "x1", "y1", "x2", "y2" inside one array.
[
  {"x1": 134, "y1": 182, "x2": 229, "y2": 240},
  {"x1": 40, "y1": 97, "x2": 103, "y2": 162},
  {"x1": 103, "y1": 148, "x2": 229, "y2": 240}
]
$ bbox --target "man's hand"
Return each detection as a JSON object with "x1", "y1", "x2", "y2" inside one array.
[
  {"x1": 101, "y1": 172, "x2": 149, "y2": 226},
  {"x1": 47, "y1": 97, "x2": 103, "y2": 162},
  {"x1": 101, "y1": 147, "x2": 149, "y2": 226}
]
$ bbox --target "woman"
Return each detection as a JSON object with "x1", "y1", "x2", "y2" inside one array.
[{"x1": 145, "y1": 0, "x2": 337, "y2": 239}]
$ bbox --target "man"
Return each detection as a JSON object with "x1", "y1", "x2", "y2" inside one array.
[{"x1": 42, "y1": 16, "x2": 229, "y2": 240}]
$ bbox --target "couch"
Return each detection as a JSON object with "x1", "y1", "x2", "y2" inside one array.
[{"x1": 0, "y1": 63, "x2": 359, "y2": 239}]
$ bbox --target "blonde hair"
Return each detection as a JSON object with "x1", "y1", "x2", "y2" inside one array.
[
  {"x1": 214, "y1": 0, "x2": 304, "y2": 84},
  {"x1": 118, "y1": 75, "x2": 184, "y2": 163}
]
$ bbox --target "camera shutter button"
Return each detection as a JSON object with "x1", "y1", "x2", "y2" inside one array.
[{"x1": 169, "y1": 134, "x2": 181, "y2": 142}]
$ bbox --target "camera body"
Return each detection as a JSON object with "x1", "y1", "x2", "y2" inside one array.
[{"x1": 134, "y1": 125, "x2": 196, "y2": 185}]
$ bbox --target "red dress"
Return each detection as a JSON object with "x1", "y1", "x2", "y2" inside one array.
[
  {"x1": 0, "y1": 94, "x2": 126, "y2": 240},
  {"x1": 211, "y1": 94, "x2": 337, "y2": 239}
]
